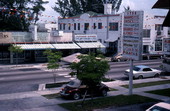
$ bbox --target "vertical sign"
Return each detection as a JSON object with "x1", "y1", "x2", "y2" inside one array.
[
  {"x1": 123, "y1": 11, "x2": 144, "y2": 60},
  {"x1": 163, "y1": 38, "x2": 170, "y2": 55}
]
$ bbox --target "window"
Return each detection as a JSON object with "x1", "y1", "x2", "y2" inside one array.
[
  {"x1": 74, "y1": 23, "x2": 76, "y2": 30},
  {"x1": 143, "y1": 29, "x2": 150, "y2": 38},
  {"x1": 155, "y1": 24, "x2": 163, "y2": 31},
  {"x1": 143, "y1": 68, "x2": 152, "y2": 71},
  {"x1": 98, "y1": 23, "x2": 102, "y2": 29},
  {"x1": 155, "y1": 39, "x2": 162, "y2": 51},
  {"x1": 63, "y1": 24, "x2": 65, "y2": 30},
  {"x1": 84, "y1": 23, "x2": 89, "y2": 30},
  {"x1": 78, "y1": 23, "x2": 80, "y2": 30},
  {"x1": 109, "y1": 22, "x2": 118, "y2": 31},
  {"x1": 59, "y1": 24, "x2": 62, "y2": 30},
  {"x1": 68, "y1": 23, "x2": 71, "y2": 30},
  {"x1": 93, "y1": 23, "x2": 96, "y2": 29}
]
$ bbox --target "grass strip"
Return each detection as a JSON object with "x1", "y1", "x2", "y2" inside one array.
[
  {"x1": 146, "y1": 88, "x2": 170, "y2": 97},
  {"x1": 42, "y1": 93, "x2": 60, "y2": 99},
  {"x1": 59, "y1": 94, "x2": 158, "y2": 111},
  {"x1": 122, "y1": 80, "x2": 170, "y2": 88},
  {"x1": 46, "y1": 82, "x2": 69, "y2": 88}
]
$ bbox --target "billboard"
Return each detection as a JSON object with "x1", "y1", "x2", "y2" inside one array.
[
  {"x1": 123, "y1": 11, "x2": 144, "y2": 60},
  {"x1": 74, "y1": 34, "x2": 97, "y2": 41}
]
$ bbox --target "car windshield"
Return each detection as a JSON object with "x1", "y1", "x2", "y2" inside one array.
[
  {"x1": 149, "y1": 106, "x2": 170, "y2": 111},
  {"x1": 67, "y1": 79, "x2": 81, "y2": 87},
  {"x1": 133, "y1": 66, "x2": 141, "y2": 71}
]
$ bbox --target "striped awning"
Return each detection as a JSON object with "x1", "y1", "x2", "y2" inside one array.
[
  {"x1": 16, "y1": 44, "x2": 55, "y2": 50},
  {"x1": 76, "y1": 41, "x2": 105, "y2": 48},
  {"x1": 52, "y1": 42, "x2": 80, "y2": 49}
]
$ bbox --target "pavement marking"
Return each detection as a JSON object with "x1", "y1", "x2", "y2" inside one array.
[{"x1": 64, "y1": 75, "x2": 71, "y2": 78}]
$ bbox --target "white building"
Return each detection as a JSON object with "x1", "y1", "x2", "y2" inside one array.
[
  {"x1": 58, "y1": 4, "x2": 123, "y2": 55},
  {"x1": 143, "y1": 14, "x2": 170, "y2": 55}
]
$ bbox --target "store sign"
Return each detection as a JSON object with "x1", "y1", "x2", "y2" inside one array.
[
  {"x1": 0, "y1": 32, "x2": 12, "y2": 43},
  {"x1": 163, "y1": 38, "x2": 170, "y2": 54},
  {"x1": 74, "y1": 34, "x2": 97, "y2": 41},
  {"x1": 123, "y1": 11, "x2": 144, "y2": 60}
]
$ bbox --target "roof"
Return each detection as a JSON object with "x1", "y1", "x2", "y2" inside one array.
[
  {"x1": 72, "y1": 11, "x2": 102, "y2": 18},
  {"x1": 152, "y1": 0, "x2": 170, "y2": 27},
  {"x1": 152, "y1": 0, "x2": 170, "y2": 9},
  {"x1": 135, "y1": 65, "x2": 150, "y2": 68},
  {"x1": 163, "y1": 10, "x2": 170, "y2": 27}
]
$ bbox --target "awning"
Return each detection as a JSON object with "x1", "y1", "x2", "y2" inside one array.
[
  {"x1": 152, "y1": 0, "x2": 170, "y2": 9},
  {"x1": 61, "y1": 53, "x2": 82, "y2": 63},
  {"x1": 163, "y1": 10, "x2": 170, "y2": 27},
  {"x1": 76, "y1": 41, "x2": 105, "y2": 48},
  {"x1": 52, "y1": 42, "x2": 80, "y2": 49},
  {"x1": 105, "y1": 37, "x2": 119, "y2": 42},
  {"x1": 16, "y1": 44, "x2": 55, "y2": 50}
]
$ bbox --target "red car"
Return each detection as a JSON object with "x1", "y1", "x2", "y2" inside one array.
[{"x1": 60, "y1": 79, "x2": 109, "y2": 100}]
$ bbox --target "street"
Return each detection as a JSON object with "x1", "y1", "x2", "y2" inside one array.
[{"x1": 0, "y1": 59, "x2": 162, "y2": 95}]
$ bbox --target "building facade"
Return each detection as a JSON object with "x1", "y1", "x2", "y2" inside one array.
[
  {"x1": 58, "y1": 10, "x2": 123, "y2": 55},
  {"x1": 143, "y1": 14, "x2": 170, "y2": 55}
]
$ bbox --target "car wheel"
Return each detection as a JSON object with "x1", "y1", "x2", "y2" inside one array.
[
  {"x1": 117, "y1": 59, "x2": 121, "y2": 62},
  {"x1": 101, "y1": 89, "x2": 107, "y2": 97},
  {"x1": 73, "y1": 93, "x2": 80, "y2": 100},
  {"x1": 154, "y1": 73, "x2": 159, "y2": 78},
  {"x1": 138, "y1": 75, "x2": 143, "y2": 79}
]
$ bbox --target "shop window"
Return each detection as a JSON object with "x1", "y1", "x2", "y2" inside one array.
[
  {"x1": 155, "y1": 39, "x2": 162, "y2": 51},
  {"x1": 98, "y1": 23, "x2": 102, "y2": 29},
  {"x1": 109, "y1": 22, "x2": 118, "y2": 31},
  {"x1": 84, "y1": 23, "x2": 89, "y2": 30},
  {"x1": 143, "y1": 29, "x2": 150, "y2": 38}
]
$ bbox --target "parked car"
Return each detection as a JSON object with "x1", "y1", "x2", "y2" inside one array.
[
  {"x1": 124, "y1": 65, "x2": 162, "y2": 79},
  {"x1": 60, "y1": 79, "x2": 109, "y2": 100},
  {"x1": 146, "y1": 102, "x2": 170, "y2": 111},
  {"x1": 111, "y1": 53, "x2": 128, "y2": 62}
]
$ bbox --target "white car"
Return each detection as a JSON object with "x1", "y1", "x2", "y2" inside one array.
[
  {"x1": 146, "y1": 102, "x2": 170, "y2": 111},
  {"x1": 124, "y1": 65, "x2": 162, "y2": 79}
]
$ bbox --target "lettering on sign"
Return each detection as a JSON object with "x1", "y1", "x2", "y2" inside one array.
[
  {"x1": 123, "y1": 11, "x2": 143, "y2": 60},
  {"x1": 0, "y1": 33, "x2": 8, "y2": 39}
]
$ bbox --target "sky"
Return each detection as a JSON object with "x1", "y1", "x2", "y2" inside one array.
[{"x1": 39, "y1": 0, "x2": 168, "y2": 23}]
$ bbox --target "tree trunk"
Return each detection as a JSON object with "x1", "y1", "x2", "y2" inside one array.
[{"x1": 81, "y1": 90, "x2": 88, "y2": 107}]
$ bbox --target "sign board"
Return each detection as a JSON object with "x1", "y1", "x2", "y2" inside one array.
[
  {"x1": 123, "y1": 11, "x2": 144, "y2": 60},
  {"x1": 0, "y1": 32, "x2": 12, "y2": 43},
  {"x1": 163, "y1": 38, "x2": 170, "y2": 54},
  {"x1": 74, "y1": 34, "x2": 97, "y2": 41}
]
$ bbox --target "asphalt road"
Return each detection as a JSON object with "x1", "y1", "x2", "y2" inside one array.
[{"x1": 0, "y1": 59, "x2": 162, "y2": 95}]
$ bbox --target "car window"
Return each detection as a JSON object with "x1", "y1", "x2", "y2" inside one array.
[
  {"x1": 149, "y1": 106, "x2": 170, "y2": 111},
  {"x1": 68, "y1": 81, "x2": 75, "y2": 86},
  {"x1": 143, "y1": 68, "x2": 152, "y2": 71},
  {"x1": 133, "y1": 66, "x2": 141, "y2": 71}
]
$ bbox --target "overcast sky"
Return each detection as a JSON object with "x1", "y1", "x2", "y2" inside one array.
[{"x1": 39, "y1": 0, "x2": 168, "y2": 23}]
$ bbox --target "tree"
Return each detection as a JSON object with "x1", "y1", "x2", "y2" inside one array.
[
  {"x1": 53, "y1": 0, "x2": 122, "y2": 18},
  {"x1": 8, "y1": 44, "x2": 23, "y2": 66},
  {"x1": 30, "y1": 0, "x2": 49, "y2": 24},
  {"x1": 69, "y1": 53, "x2": 110, "y2": 101},
  {"x1": 43, "y1": 49, "x2": 62, "y2": 83},
  {"x1": 0, "y1": 0, "x2": 48, "y2": 31}
]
